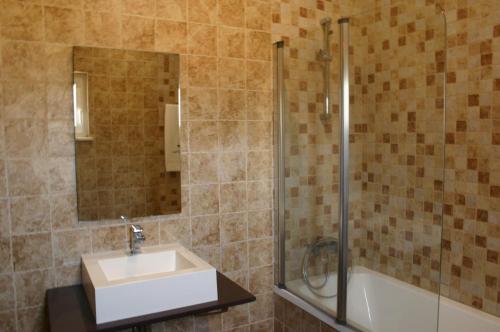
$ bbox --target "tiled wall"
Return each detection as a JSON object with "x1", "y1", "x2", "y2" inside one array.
[
  {"x1": 351, "y1": 1, "x2": 446, "y2": 293},
  {"x1": 436, "y1": 0, "x2": 500, "y2": 317},
  {"x1": 0, "y1": 0, "x2": 274, "y2": 331},
  {"x1": 74, "y1": 48, "x2": 181, "y2": 221}
]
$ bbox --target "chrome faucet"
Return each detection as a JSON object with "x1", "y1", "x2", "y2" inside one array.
[{"x1": 121, "y1": 216, "x2": 146, "y2": 255}]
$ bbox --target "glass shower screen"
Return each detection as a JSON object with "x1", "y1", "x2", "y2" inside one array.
[{"x1": 274, "y1": 2, "x2": 447, "y2": 332}]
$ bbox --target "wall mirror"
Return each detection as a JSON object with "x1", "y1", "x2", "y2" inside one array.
[{"x1": 72, "y1": 46, "x2": 182, "y2": 222}]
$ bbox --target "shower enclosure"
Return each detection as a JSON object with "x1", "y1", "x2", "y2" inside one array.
[{"x1": 274, "y1": 3, "x2": 447, "y2": 332}]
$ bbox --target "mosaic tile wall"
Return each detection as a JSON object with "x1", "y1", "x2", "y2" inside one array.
[
  {"x1": 350, "y1": 1, "x2": 446, "y2": 294},
  {"x1": 352, "y1": 0, "x2": 500, "y2": 317},
  {"x1": 273, "y1": 0, "x2": 500, "y2": 322},
  {"x1": 436, "y1": 0, "x2": 500, "y2": 317},
  {"x1": 0, "y1": 0, "x2": 274, "y2": 331},
  {"x1": 74, "y1": 48, "x2": 181, "y2": 221}
]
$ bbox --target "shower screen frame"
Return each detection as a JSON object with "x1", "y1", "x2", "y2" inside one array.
[
  {"x1": 273, "y1": 6, "x2": 447, "y2": 332},
  {"x1": 272, "y1": 17, "x2": 357, "y2": 332}
]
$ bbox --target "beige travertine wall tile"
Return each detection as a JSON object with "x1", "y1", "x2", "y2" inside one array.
[
  {"x1": 247, "y1": 181, "x2": 271, "y2": 210},
  {"x1": 44, "y1": 0, "x2": 83, "y2": 8},
  {"x1": 222, "y1": 241, "x2": 247, "y2": 272},
  {"x1": 220, "y1": 212, "x2": 247, "y2": 244},
  {"x1": 218, "y1": 0, "x2": 245, "y2": 28},
  {"x1": 10, "y1": 196, "x2": 50, "y2": 234},
  {"x1": 219, "y1": 27, "x2": 246, "y2": 58},
  {"x1": 247, "y1": 90, "x2": 271, "y2": 120},
  {"x1": 190, "y1": 152, "x2": 218, "y2": 184},
  {"x1": 0, "y1": 311, "x2": 16, "y2": 331},
  {"x1": 245, "y1": 0, "x2": 270, "y2": 31},
  {"x1": 48, "y1": 157, "x2": 75, "y2": 193},
  {"x1": 0, "y1": 1, "x2": 44, "y2": 41},
  {"x1": 188, "y1": 55, "x2": 217, "y2": 87},
  {"x1": 219, "y1": 89, "x2": 246, "y2": 120},
  {"x1": 246, "y1": 60, "x2": 270, "y2": 90},
  {"x1": 188, "y1": 88, "x2": 218, "y2": 120},
  {"x1": 1, "y1": 41, "x2": 45, "y2": 81},
  {"x1": 248, "y1": 238, "x2": 272, "y2": 267},
  {"x1": 83, "y1": 0, "x2": 121, "y2": 12},
  {"x1": 5, "y1": 119, "x2": 47, "y2": 158},
  {"x1": 249, "y1": 265, "x2": 272, "y2": 294},
  {"x1": 219, "y1": 121, "x2": 246, "y2": 151},
  {"x1": 219, "y1": 152, "x2": 246, "y2": 182},
  {"x1": 191, "y1": 214, "x2": 220, "y2": 247},
  {"x1": 91, "y1": 225, "x2": 126, "y2": 252},
  {"x1": 195, "y1": 313, "x2": 222, "y2": 331},
  {"x1": 248, "y1": 210, "x2": 271, "y2": 239},
  {"x1": 55, "y1": 265, "x2": 81, "y2": 287},
  {"x1": 44, "y1": 6, "x2": 84, "y2": 44},
  {"x1": 155, "y1": 19, "x2": 187, "y2": 53},
  {"x1": 17, "y1": 306, "x2": 47, "y2": 332},
  {"x1": 190, "y1": 184, "x2": 219, "y2": 215},
  {"x1": 188, "y1": 23, "x2": 217, "y2": 56},
  {"x1": 159, "y1": 218, "x2": 191, "y2": 246},
  {"x1": 219, "y1": 58, "x2": 246, "y2": 89},
  {"x1": 84, "y1": 11, "x2": 122, "y2": 47},
  {"x1": 0, "y1": 237, "x2": 12, "y2": 273},
  {"x1": 246, "y1": 30, "x2": 270, "y2": 60},
  {"x1": 122, "y1": 0, "x2": 155, "y2": 16},
  {"x1": 189, "y1": 121, "x2": 218, "y2": 152},
  {"x1": 0, "y1": 274, "x2": 14, "y2": 311},
  {"x1": 50, "y1": 193, "x2": 77, "y2": 230},
  {"x1": 7, "y1": 159, "x2": 48, "y2": 196},
  {"x1": 247, "y1": 150, "x2": 271, "y2": 180},
  {"x1": 249, "y1": 292, "x2": 273, "y2": 322},
  {"x1": 188, "y1": 0, "x2": 217, "y2": 24},
  {"x1": 220, "y1": 182, "x2": 247, "y2": 213},
  {"x1": 12, "y1": 233, "x2": 52, "y2": 271},
  {"x1": 3, "y1": 81, "x2": 47, "y2": 119},
  {"x1": 122, "y1": 15, "x2": 155, "y2": 50},
  {"x1": 222, "y1": 304, "x2": 249, "y2": 330},
  {"x1": 156, "y1": 0, "x2": 187, "y2": 21},
  {"x1": 53, "y1": 229, "x2": 91, "y2": 266},
  {"x1": 247, "y1": 121, "x2": 271, "y2": 150},
  {"x1": 15, "y1": 270, "x2": 53, "y2": 308}
]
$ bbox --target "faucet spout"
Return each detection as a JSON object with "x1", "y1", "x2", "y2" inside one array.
[
  {"x1": 128, "y1": 223, "x2": 146, "y2": 255},
  {"x1": 121, "y1": 215, "x2": 146, "y2": 255}
]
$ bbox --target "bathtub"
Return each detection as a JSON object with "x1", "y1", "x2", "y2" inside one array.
[{"x1": 284, "y1": 266, "x2": 500, "y2": 332}]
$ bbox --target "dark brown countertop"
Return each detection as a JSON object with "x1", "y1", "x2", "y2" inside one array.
[{"x1": 47, "y1": 272, "x2": 255, "y2": 332}]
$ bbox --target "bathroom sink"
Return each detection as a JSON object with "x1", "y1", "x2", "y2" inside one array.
[{"x1": 81, "y1": 243, "x2": 218, "y2": 324}]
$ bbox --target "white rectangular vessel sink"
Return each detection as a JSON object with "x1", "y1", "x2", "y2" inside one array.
[{"x1": 82, "y1": 243, "x2": 218, "y2": 324}]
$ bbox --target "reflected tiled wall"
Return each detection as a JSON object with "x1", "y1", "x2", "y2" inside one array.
[
  {"x1": 74, "y1": 48, "x2": 181, "y2": 221},
  {"x1": 0, "y1": 0, "x2": 274, "y2": 331}
]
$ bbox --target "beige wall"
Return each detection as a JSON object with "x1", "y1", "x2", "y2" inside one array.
[{"x1": 0, "y1": 0, "x2": 273, "y2": 331}]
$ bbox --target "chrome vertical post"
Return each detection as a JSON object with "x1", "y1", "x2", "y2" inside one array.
[
  {"x1": 273, "y1": 41, "x2": 286, "y2": 287},
  {"x1": 336, "y1": 17, "x2": 350, "y2": 325}
]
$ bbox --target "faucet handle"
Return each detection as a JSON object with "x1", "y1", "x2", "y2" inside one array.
[
  {"x1": 130, "y1": 224, "x2": 143, "y2": 233},
  {"x1": 120, "y1": 215, "x2": 128, "y2": 223}
]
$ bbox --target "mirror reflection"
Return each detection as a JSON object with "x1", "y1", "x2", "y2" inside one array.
[{"x1": 73, "y1": 47, "x2": 182, "y2": 222}]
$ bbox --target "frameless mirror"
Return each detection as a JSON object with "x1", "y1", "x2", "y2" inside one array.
[{"x1": 73, "y1": 46, "x2": 182, "y2": 222}]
